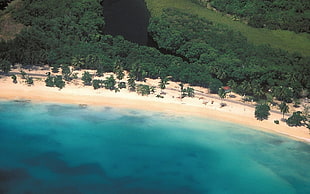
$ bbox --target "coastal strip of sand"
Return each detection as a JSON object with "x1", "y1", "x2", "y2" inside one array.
[{"x1": 0, "y1": 68, "x2": 309, "y2": 143}]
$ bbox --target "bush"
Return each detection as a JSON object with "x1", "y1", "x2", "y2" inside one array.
[
  {"x1": 274, "y1": 120, "x2": 279, "y2": 124},
  {"x1": 45, "y1": 74, "x2": 54, "y2": 87},
  {"x1": 255, "y1": 104, "x2": 270, "y2": 121},
  {"x1": 26, "y1": 76, "x2": 33, "y2": 85},
  {"x1": 118, "y1": 82, "x2": 126, "y2": 89},
  {"x1": 54, "y1": 75, "x2": 65, "y2": 89},
  {"x1": 11, "y1": 74, "x2": 17, "y2": 83},
  {"x1": 286, "y1": 111, "x2": 306, "y2": 127},
  {"x1": 82, "y1": 71, "x2": 92, "y2": 86},
  {"x1": 92, "y1": 79, "x2": 103, "y2": 90},
  {"x1": 0, "y1": 59, "x2": 11, "y2": 74}
]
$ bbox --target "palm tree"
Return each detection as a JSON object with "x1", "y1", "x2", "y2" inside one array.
[
  {"x1": 186, "y1": 87, "x2": 195, "y2": 97},
  {"x1": 159, "y1": 76, "x2": 170, "y2": 92},
  {"x1": 279, "y1": 102, "x2": 289, "y2": 119},
  {"x1": 218, "y1": 88, "x2": 226, "y2": 101},
  {"x1": 179, "y1": 83, "x2": 186, "y2": 99}
]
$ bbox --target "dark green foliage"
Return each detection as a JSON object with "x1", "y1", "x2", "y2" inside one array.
[
  {"x1": 0, "y1": 0, "x2": 13, "y2": 10},
  {"x1": 159, "y1": 77, "x2": 169, "y2": 90},
  {"x1": 45, "y1": 74, "x2": 54, "y2": 87},
  {"x1": 0, "y1": 59, "x2": 11, "y2": 74},
  {"x1": 279, "y1": 102, "x2": 289, "y2": 119},
  {"x1": 45, "y1": 74, "x2": 65, "y2": 89},
  {"x1": 104, "y1": 75, "x2": 116, "y2": 90},
  {"x1": 148, "y1": 8, "x2": 310, "y2": 99},
  {"x1": 209, "y1": 0, "x2": 310, "y2": 33},
  {"x1": 274, "y1": 120, "x2": 280, "y2": 124},
  {"x1": 137, "y1": 84, "x2": 151, "y2": 96},
  {"x1": 25, "y1": 76, "x2": 33, "y2": 85},
  {"x1": 186, "y1": 87, "x2": 195, "y2": 97},
  {"x1": 286, "y1": 111, "x2": 306, "y2": 127},
  {"x1": 1, "y1": 2, "x2": 309, "y2": 104},
  {"x1": 51, "y1": 64, "x2": 60, "y2": 73},
  {"x1": 20, "y1": 70, "x2": 26, "y2": 79},
  {"x1": 218, "y1": 88, "x2": 226, "y2": 99},
  {"x1": 11, "y1": 74, "x2": 17, "y2": 83},
  {"x1": 1, "y1": 0, "x2": 105, "y2": 66},
  {"x1": 114, "y1": 64, "x2": 125, "y2": 80},
  {"x1": 92, "y1": 80, "x2": 103, "y2": 90},
  {"x1": 54, "y1": 75, "x2": 65, "y2": 89},
  {"x1": 209, "y1": 79, "x2": 223, "y2": 94},
  {"x1": 118, "y1": 82, "x2": 126, "y2": 89},
  {"x1": 82, "y1": 71, "x2": 92, "y2": 86},
  {"x1": 127, "y1": 73, "x2": 136, "y2": 92},
  {"x1": 272, "y1": 86, "x2": 293, "y2": 103},
  {"x1": 255, "y1": 104, "x2": 270, "y2": 121},
  {"x1": 61, "y1": 64, "x2": 71, "y2": 81}
]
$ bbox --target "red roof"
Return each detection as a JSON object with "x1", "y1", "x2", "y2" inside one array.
[{"x1": 222, "y1": 86, "x2": 231, "y2": 91}]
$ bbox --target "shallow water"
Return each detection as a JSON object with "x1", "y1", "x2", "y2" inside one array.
[{"x1": 0, "y1": 101, "x2": 309, "y2": 193}]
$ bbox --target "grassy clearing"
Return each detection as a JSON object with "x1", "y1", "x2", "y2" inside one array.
[
  {"x1": 145, "y1": 0, "x2": 310, "y2": 57},
  {"x1": 0, "y1": 0, "x2": 24, "y2": 40}
]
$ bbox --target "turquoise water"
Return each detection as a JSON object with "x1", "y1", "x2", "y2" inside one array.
[{"x1": 0, "y1": 101, "x2": 309, "y2": 194}]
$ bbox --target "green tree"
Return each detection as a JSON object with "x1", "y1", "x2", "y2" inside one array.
[
  {"x1": 118, "y1": 82, "x2": 126, "y2": 89},
  {"x1": 159, "y1": 76, "x2": 170, "y2": 91},
  {"x1": 54, "y1": 75, "x2": 65, "y2": 89},
  {"x1": 286, "y1": 111, "x2": 306, "y2": 127},
  {"x1": 51, "y1": 64, "x2": 60, "y2": 73},
  {"x1": 26, "y1": 76, "x2": 33, "y2": 85},
  {"x1": 20, "y1": 70, "x2": 27, "y2": 79},
  {"x1": 0, "y1": 59, "x2": 10, "y2": 74},
  {"x1": 61, "y1": 64, "x2": 71, "y2": 81},
  {"x1": 272, "y1": 86, "x2": 293, "y2": 103},
  {"x1": 92, "y1": 79, "x2": 103, "y2": 90},
  {"x1": 82, "y1": 71, "x2": 92, "y2": 86},
  {"x1": 114, "y1": 64, "x2": 125, "y2": 80},
  {"x1": 71, "y1": 56, "x2": 85, "y2": 70},
  {"x1": 218, "y1": 88, "x2": 226, "y2": 100},
  {"x1": 279, "y1": 102, "x2": 289, "y2": 119},
  {"x1": 255, "y1": 104, "x2": 270, "y2": 121},
  {"x1": 186, "y1": 87, "x2": 195, "y2": 97},
  {"x1": 209, "y1": 79, "x2": 223, "y2": 94},
  {"x1": 127, "y1": 72, "x2": 136, "y2": 92},
  {"x1": 137, "y1": 84, "x2": 151, "y2": 96},
  {"x1": 45, "y1": 73, "x2": 54, "y2": 87},
  {"x1": 104, "y1": 75, "x2": 116, "y2": 90},
  {"x1": 11, "y1": 74, "x2": 17, "y2": 84}
]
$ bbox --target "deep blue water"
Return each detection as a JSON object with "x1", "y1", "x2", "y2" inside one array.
[{"x1": 0, "y1": 100, "x2": 309, "y2": 194}]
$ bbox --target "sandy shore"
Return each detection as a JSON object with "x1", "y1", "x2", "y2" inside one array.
[{"x1": 1, "y1": 68, "x2": 309, "y2": 143}]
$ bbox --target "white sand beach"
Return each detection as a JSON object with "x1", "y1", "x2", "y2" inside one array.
[{"x1": 1, "y1": 67, "x2": 309, "y2": 142}]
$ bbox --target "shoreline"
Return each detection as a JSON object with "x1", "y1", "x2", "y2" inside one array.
[{"x1": 1, "y1": 69, "x2": 309, "y2": 143}]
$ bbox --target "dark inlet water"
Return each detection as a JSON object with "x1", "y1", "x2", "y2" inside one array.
[{"x1": 103, "y1": 0, "x2": 150, "y2": 45}]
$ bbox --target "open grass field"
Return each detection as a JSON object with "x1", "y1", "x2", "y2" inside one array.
[{"x1": 145, "y1": 0, "x2": 310, "y2": 57}]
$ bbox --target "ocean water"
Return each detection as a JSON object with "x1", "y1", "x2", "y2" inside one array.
[{"x1": 0, "y1": 101, "x2": 309, "y2": 194}]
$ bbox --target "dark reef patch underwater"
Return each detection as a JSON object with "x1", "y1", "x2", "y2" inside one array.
[{"x1": 0, "y1": 101, "x2": 309, "y2": 194}]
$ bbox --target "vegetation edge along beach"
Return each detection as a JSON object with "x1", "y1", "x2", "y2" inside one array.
[{"x1": 0, "y1": 0, "x2": 309, "y2": 142}]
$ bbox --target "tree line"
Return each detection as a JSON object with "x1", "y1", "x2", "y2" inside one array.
[
  {"x1": 193, "y1": 0, "x2": 310, "y2": 33},
  {"x1": 148, "y1": 8, "x2": 310, "y2": 102}
]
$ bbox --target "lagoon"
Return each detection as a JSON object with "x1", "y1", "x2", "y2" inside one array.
[{"x1": 0, "y1": 101, "x2": 309, "y2": 193}]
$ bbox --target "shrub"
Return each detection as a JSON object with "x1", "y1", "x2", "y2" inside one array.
[
  {"x1": 255, "y1": 104, "x2": 270, "y2": 121},
  {"x1": 286, "y1": 111, "x2": 306, "y2": 127}
]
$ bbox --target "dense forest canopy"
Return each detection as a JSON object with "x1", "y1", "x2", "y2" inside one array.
[
  {"x1": 0, "y1": 0, "x2": 13, "y2": 10},
  {"x1": 193, "y1": 0, "x2": 310, "y2": 33},
  {"x1": 0, "y1": 0, "x2": 309, "y2": 102},
  {"x1": 148, "y1": 8, "x2": 310, "y2": 100}
]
